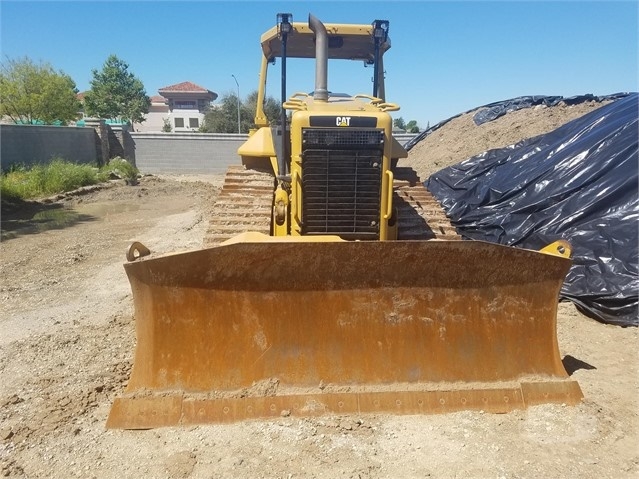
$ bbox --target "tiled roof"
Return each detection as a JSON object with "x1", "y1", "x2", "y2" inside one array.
[
  {"x1": 158, "y1": 81, "x2": 210, "y2": 93},
  {"x1": 150, "y1": 95, "x2": 167, "y2": 103},
  {"x1": 77, "y1": 92, "x2": 86, "y2": 100}
]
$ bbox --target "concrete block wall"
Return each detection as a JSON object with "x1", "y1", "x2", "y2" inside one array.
[
  {"x1": 131, "y1": 133, "x2": 418, "y2": 175},
  {"x1": 131, "y1": 132, "x2": 248, "y2": 175},
  {"x1": 0, "y1": 126, "x2": 418, "y2": 175},
  {"x1": 108, "y1": 125, "x2": 135, "y2": 163},
  {"x1": 0, "y1": 124, "x2": 97, "y2": 169},
  {"x1": 394, "y1": 133, "x2": 419, "y2": 145}
]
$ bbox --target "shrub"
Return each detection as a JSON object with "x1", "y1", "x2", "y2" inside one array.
[
  {"x1": 1, "y1": 168, "x2": 30, "y2": 200},
  {"x1": 41, "y1": 158, "x2": 97, "y2": 193},
  {"x1": 98, "y1": 157, "x2": 139, "y2": 183},
  {"x1": 1, "y1": 157, "x2": 139, "y2": 201}
]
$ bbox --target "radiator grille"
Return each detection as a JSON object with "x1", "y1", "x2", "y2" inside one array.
[
  {"x1": 301, "y1": 128, "x2": 383, "y2": 238},
  {"x1": 302, "y1": 129, "x2": 385, "y2": 148}
]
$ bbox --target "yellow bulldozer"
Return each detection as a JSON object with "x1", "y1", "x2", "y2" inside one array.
[{"x1": 107, "y1": 14, "x2": 583, "y2": 429}]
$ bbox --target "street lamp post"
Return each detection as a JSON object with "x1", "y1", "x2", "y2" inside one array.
[{"x1": 231, "y1": 74, "x2": 240, "y2": 134}]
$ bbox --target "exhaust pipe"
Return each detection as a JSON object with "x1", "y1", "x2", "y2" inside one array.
[{"x1": 308, "y1": 14, "x2": 328, "y2": 102}]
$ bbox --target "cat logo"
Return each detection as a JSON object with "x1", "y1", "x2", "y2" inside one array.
[{"x1": 336, "y1": 116, "x2": 351, "y2": 127}]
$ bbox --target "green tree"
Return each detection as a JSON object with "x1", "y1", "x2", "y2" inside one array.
[
  {"x1": 405, "y1": 120, "x2": 420, "y2": 133},
  {"x1": 0, "y1": 56, "x2": 80, "y2": 125},
  {"x1": 393, "y1": 117, "x2": 420, "y2": 133},
  {"x1": 200, "y1": 90, "x2": 280, "y2": 133},
  {"x1": 393, "y1": 117, "x2": 406, "y2": 131},
  {"x1": 245, "y1": 90, "x2": 281, "y2": 130},
  {"x1": 84, "y1": 55, "x2": 150, "y2": 124},
  {"x1": 161, "y1": 118, "x2": 172, "y2": 132}
]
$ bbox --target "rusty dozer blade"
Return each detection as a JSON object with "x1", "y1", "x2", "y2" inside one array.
[{"x1": 107, "y1": 235, "x2": 583, "y2": 429}]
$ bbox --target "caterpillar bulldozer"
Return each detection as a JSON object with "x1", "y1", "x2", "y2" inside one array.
[{"x1": 107, "y1": 14, "x2": 583, "y2": 429}]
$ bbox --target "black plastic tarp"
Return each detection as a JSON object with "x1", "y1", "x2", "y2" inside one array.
[
  {"x1": 425, "y1": 93, "x2": 639, "y2": 326},
  {"x1": 471, "y1": 93, "x2": 630, "y2": 125}
]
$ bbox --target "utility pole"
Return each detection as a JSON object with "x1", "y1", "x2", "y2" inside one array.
[{"x1": 231, "y1": 74, "x2": 240, "y2": 134}]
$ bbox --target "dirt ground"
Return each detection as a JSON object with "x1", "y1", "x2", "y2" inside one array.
[{"x1": 1, "y1": 99, "x2": 637, "y2": 478}]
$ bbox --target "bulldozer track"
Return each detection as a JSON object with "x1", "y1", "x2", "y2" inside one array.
[
  {"x1": 203, "y1": 166, "x2": 274, "y2": 247},
  {"x1": 392, "y1": 167, "x2": 461, "y2": 241},
  {"x1": 204, "y1": 165, "x2": 459, "y2": 246}
]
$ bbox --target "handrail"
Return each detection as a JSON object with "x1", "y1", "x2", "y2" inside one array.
[
  {"x1": 292, "y1": 170, "x2": 303, "y2": 227},
  {"x1": 383, "y1": 169, "x2": 394, "y2": 220}
]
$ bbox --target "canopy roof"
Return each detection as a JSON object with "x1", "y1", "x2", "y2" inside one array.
[{"x1": 260, "y1": 21, "x2": 391, "y2": 62}]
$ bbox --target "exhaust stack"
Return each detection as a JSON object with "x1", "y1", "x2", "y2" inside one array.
[{"x1": 308, "y1": 14, "x2": 328, "y2": 102}]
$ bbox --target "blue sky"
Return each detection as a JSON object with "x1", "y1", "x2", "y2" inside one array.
[{"x1": 1, "y1": 1, "x2": 637, "y2": 127}]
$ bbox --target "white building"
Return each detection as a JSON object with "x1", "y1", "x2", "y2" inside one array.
[{"x1": 139, "y1": 81, "x2": 218, "y2": 132}]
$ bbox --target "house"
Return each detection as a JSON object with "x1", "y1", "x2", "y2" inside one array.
[
  {"x1": 76, "y1": 81, "x2": 218, "y2": 132},
  {"x1": 151, "y1": 81, "x2": 218, "y2": 132},
  {"x1": 142, "y1": 95, "x2": 170, "y2": 132}
]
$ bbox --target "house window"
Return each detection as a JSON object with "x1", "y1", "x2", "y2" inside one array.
[
  {"x1": 174, "y1": 118, "x2": 184, "y2": 128},
  {"x1": 198, "y1": 99, "x2": 211, "y2": 112},
  {"x1": 174, "y1": 101, "x2": 196, "y2": 109},
  {"x1": 189, "y1": 118, "x2": 199, "y2": 129}
]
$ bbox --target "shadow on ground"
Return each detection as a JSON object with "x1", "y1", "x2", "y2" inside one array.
[
  {"x1": 1, "y1": 198, "x2": 97, "y2": 241},
  {"x1": 562, "y1": 354, "x2": 597, "y2": 375}
]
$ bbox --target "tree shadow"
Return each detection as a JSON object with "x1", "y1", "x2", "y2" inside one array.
[
  {"x1": 1, "y1": 198, "x2": 97, "y2": 241},
  {"x1": 562, "y1": 354, "x2": 597, "y2": 376}
]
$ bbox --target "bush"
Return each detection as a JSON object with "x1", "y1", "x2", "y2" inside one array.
[
  {"x1": 1, "y1": 168, "x2": 30, "y2": 200},
  {"x1": 1, "y1": 157, "x2": 139, "y2": 201},
  {"x1": 1, "y1": 158, "x2": 97, "y2": 199},
  {"x1": 42, "y1": 158, "x2": 97, "y2": 193},
  {"x1": 98, "y1": 157, "x2": 139, "y2": 183}
]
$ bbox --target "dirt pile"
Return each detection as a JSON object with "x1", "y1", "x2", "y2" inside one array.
[{"x1": 407, "y1": 100, "x2": 611, "y2": 180}]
